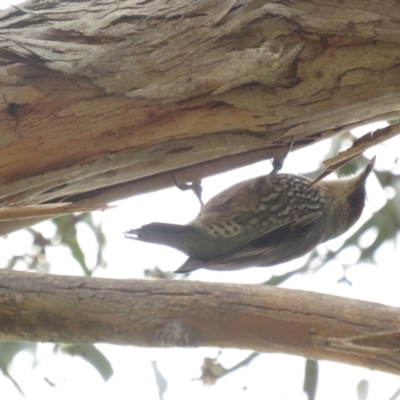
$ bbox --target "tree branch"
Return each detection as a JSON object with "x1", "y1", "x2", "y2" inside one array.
[
  {"x1": 0, "y1": 0, "x2": 399, "y2": 215},
  {"x1": 1, "y1": 269, "x2": 400, "y2": 375}
]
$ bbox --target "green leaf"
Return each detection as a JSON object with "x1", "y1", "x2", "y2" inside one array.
[
  {"x1": 303, "y1": 359, "x2": 318, "y2": 400},
  {"x1": 52, "y1": 215, "x2": 91, "y2": 276},
  {"x1": 0, "y1": 342, "x2": 37, "y2": 397},
  {"x1": 59, "y1": 344, "x2": 113, "y2": 381},
  {"x1": 357, "y1": 379, "x2": 369, "y2": 400}
]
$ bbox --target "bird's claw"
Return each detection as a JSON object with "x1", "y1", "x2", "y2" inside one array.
[
  {"x1": 171, "y1": 173, "x2": 204, "y2": 207},
  {"x1": 269, "y1": 136, "x2": 294, "y2": 176}
]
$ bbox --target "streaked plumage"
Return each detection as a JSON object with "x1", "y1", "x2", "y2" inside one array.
[{"x1": 125, "y1": 158, "x2": 375, "y2": 273}]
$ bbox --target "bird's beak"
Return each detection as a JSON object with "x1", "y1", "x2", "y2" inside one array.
[{"x1": 359, "y1": 156, "x2": 376, "y2": 182}]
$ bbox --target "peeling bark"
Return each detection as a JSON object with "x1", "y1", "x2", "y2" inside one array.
[{"x1": 0, "y1": 0, "x2": 398, "y2": 236}]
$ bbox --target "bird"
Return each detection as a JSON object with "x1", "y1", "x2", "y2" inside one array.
[{"x1": 125, "y1": 157, "x2": 375, "y2": 273}]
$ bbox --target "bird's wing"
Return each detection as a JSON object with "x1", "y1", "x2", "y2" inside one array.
[{"x1": 201, "y1": 211, "x2": 323, "y2": 270}]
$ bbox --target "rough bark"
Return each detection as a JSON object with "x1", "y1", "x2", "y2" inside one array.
[
  {"x1": 0, "y1": 0, "x2": 399, "y2": 234},
  {"x1": 1, "y1": 269, "x2": 400, "y2": 376}
]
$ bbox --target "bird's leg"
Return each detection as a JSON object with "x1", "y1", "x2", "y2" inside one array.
[
  {"x1": 269, "y1": 136, "x2": 294, "y2": 176},
  {"x1": 171, "y1": 173, "x2": 204, "y2": 207}
]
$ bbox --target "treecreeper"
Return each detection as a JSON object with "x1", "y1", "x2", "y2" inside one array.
[{"x1": 125, "y1": 157, "x2": 375, "y2": 273}]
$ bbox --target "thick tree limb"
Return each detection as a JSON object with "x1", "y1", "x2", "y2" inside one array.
[
  {"x1": 1, "y1": 269, "x2": 400, "y2": 375},
  {"x1": 0, "y1": 0, "x2": 399, "y2": 215}
]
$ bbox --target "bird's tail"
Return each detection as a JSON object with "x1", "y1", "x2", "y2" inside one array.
[
  {"x1": 125, "y1": 222, "x2": 197, "y2": 254},
  {"x1": 174, "y1": 257, "x2": 203, "y2": 273}
]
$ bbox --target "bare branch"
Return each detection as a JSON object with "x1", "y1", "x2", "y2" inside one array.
[{"x1": 1, "y1": 269, "x2": 400, "y2": 375}]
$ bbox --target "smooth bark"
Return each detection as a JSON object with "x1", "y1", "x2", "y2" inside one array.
[{"x1": 1, "y1": 269, "x2": 400, "y2": 375}]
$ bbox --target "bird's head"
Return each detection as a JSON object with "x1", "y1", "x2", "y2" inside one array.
[{"x1": 319, "y1": 156, "x2": 375, "y2": 239}]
